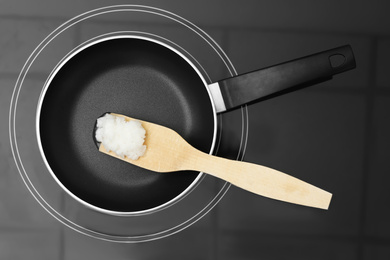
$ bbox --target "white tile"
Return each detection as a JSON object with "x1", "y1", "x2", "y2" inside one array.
[
  {"x1": 218, "y1": 91, "x2": 366, "y2": 236},
  {"x1": 376, "y1": 38, "x2": 390, "y2": 88},
  {"x1": 0, "y1": 230, "x2": 60, "y2": 259},
  {"x1": 365, "y1": 96, "x2": 390, "y2": 237},
  {"x1": 364, "y1": 245, "x2": 390, "y2": 260},
  {"x1": 0, "y1": 18, "x2": 74, "y2": 74},
  {"x1": 218, "y1": 233, "x2": 357, "y2": 260},
  {"x1": 64, "y1": 223, "x2": 216, "y2": 259},
  {"x1": 1, "y1": 78, "x2": 61, "y2": 228},
  {"x1": 0, "y1": 78, "x2": 16, "y2": 190}
]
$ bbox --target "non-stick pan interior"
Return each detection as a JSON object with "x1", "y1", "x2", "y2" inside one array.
[{"x1": 39, "y1": 38, "x2": 215, "y2": 214}]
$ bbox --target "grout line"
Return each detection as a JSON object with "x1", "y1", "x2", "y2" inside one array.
[
  {"x1": 220, "y1": 228, "x2": 360, "y2": 242},
  {"x1": 211, "y1": 159, "x2": 221, "y2": 259},
  {"x1": 3, "y1": 13, "x2": 390, "y2": 40},
  {"x1": 360, "y1": 235, "x2": 390, "y2": 246},
  {"x1": 0, "y1": 72, "x2": 50, "y2": 80},
  {"x1": 212, "y1": 200, "x2": 219, "y2": 260},
  {"x1": 220, "y1": 26, "x2": 390, "y2": 39},
  {"x1": 58, "y1": 190, "x2": 66, "y2": 260},
  {"x1": 73, "y1": 18, "x2": 83, "y2": 46},
  {"x1": 0, "y1": 14, "x2": 68, "y2": 23},
  {"x1": 59, "y1": 223, "x2": 65, "y2": 260},
  {"x1": 0, "y1": 226, "x2": 60, "y2": 232},
  {"x1": 56, "y1": 26, "x2": 82, "y2": 260},
  {"x1": 219, "y1": 228, "x2": 390, "y2": 247},
  {"x1": 211, "y1": 28, "x2": 233, "y2": 260},
  {"x1": 356, "y1": 37, "x2": 378, "y2": 259}
]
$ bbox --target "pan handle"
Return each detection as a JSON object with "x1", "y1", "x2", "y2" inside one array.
[{"x1": 214, "y1": 45, "x2": 356, "y2": 112}]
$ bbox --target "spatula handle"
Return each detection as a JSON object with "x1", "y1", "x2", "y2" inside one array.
[{"x1": 188, "y1": 152, "x2": 332, "y2": 209}]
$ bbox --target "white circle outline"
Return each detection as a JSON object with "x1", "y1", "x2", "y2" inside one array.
[{"x1": 9, "y1": 5, "x2": 248, "y2": 242}]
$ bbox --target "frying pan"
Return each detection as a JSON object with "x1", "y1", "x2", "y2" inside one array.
[{"x1": 37, "y1": 34, "x2": 355, "y2": 215}]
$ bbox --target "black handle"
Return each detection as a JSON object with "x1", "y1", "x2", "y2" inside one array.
[{"x1": 218, "y1": 45, "x2": 356, "y2": 111}]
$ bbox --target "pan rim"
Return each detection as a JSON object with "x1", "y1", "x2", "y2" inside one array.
[{"x1": 36, "y1": 32, "x2": 218, "y2": 216}]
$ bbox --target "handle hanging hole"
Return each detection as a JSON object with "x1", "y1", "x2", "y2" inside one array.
[{"x1": 329, "y1": 54, "x2": 346, "y2": 68}]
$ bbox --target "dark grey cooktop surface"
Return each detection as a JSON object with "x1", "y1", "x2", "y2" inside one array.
[{"x1": 1, "y1": 1, "x2": 390, "y2": 259}]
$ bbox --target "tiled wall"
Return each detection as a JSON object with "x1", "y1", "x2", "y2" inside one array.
[{"x1": 1, "y1": 0, "x2": 390, "y2": 259}]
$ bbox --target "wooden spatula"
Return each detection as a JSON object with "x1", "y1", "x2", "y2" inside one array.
[{"x1": 98, "y1": 113, "x2": 332, "y2": 210}]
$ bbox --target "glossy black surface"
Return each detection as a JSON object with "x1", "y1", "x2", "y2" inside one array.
[
  {"x1": 219, "y1": 45, "x2": 356, "y2": 111},
  {"x1": 39, "y1": 38, "x2": 215, "y2": 212}
]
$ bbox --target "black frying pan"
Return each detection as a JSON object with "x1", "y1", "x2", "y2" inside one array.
[{"x1": 38, "y1": 36, "x2": 355, "y2": 214}]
